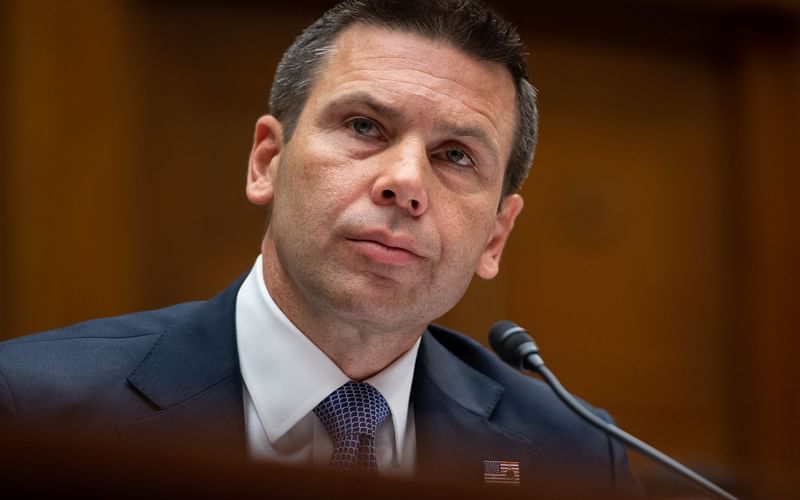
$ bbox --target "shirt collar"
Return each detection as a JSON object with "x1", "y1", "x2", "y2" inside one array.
[{"x1": 236, "y1": 255, "x2": 419, "y2": 461}]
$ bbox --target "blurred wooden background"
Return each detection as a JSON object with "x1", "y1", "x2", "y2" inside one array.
[{"x1": 1, "y1": 0, "x2": 798, "y2": 497}]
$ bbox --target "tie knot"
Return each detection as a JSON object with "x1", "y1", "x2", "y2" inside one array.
[{"x1": 314, "y1": 381, "x2": 390, "y2": 442}]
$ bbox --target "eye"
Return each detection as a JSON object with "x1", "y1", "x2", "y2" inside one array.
[
  {"x1": 442, "y1": 147, "x2": 475, "y2": 168},
  {"x1": 348, "y1": 117, "x2": 382, "y2": 138}
]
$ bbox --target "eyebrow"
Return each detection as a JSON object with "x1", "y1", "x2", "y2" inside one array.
[
  {"x1": 326, "y1": 91, "x2": 403, "y2": 121},
  {"x1": 325, "y1": 90, "x2": 501, "y2": 164}
]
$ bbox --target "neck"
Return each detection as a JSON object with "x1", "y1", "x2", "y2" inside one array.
[{"x1": 260, "y1": 245, "x2": 425, "y2": 381}]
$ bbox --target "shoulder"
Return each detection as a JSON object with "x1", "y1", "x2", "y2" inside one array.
[
  {"x1": 0, "y1": 301, "x2": 204, "y2": 419},
  {"x1": 423, "y1": 324, "x2": 642, "y2": 498},
  {"x1": 0, "y1": 271, "x2": 247, "y2": 369},
  {"x1": 424, "y1": 323, "x2": 596, "y2": 425},
  {"x1": 0, "y1": 300, "x2": 206, "y2": 368}
]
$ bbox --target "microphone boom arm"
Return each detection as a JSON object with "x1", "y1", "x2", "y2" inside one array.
[
  {"x1": 489, "y1": 320, "x2": 737, "y2": 500},
  {"x1": 535, "y1": 362, "x2": 735, "y2": 500}
]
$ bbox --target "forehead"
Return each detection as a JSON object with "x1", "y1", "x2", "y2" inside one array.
[{"x1": 307, "y1": 23, "x2": 517, "y2": 161}]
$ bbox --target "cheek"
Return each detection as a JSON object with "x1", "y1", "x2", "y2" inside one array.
[
  {"x1": 437, "y1": 201, "x2": 495, "y2": 264},
  {"x1": 279, "y1": 143, "x2": 372, "y2": 226}
]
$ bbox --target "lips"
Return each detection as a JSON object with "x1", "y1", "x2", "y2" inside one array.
[{"x1": 345, "y1": 230, "x2": 426, "y2": 265}]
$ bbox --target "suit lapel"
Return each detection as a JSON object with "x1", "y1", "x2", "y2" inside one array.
[
  {"x1": 412, "y1": 331, "x2": 535, "y2": 487},
  {"x1": 116, "y1": 276, "x2": 247, "y2": 458}
]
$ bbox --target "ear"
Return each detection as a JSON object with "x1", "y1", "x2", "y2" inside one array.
[
  {"x1": 476, "y1": 194, "x2": 524, "y2": 280},
  {"x1": 246, "y1": 115, "x2": 283, "y2": 206}
]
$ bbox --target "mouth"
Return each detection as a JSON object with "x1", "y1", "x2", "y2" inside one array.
[{"x1": 345, "y1": 232, "x2": 425, "y2": 265}]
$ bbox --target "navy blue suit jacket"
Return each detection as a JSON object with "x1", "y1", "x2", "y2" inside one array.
[{"x1": 0, "y1": 276, "x2": 640, "y2": 497}]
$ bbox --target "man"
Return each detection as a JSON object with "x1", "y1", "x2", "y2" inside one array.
[{"x1": 0, "y1": 0, "x2": 640, "y2": 497}]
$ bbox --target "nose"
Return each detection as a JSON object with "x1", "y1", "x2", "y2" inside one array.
[{"x1": 370, "y1": 142, "x2": 430, "y2": 217}]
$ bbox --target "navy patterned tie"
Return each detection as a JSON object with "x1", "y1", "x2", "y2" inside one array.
[{"x1": 313, "y1": 381, "x2": 391, "y2": 474}]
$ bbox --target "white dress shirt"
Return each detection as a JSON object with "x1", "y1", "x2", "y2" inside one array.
[{"x1": 235, "y1": 255, "x2": 419, "y2": 476}]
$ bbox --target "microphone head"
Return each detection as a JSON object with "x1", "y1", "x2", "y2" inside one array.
[{"x1": 489, "y1": 320, "x2": 540, "y2": 369}]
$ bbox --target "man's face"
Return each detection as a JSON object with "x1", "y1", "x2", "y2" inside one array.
[{"x1": 247, "y1": 24, "x2": 523, "y2": 334}]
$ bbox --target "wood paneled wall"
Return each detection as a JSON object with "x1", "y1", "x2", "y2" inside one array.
[
  {"x1": 735, "y1": 24, "x2": 800, "y2": 495},
  {"x1": 2, "y1": 1, "x2": 798, "y2": 497}
]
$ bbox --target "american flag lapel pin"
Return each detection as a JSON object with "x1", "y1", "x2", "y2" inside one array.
[{"x1": 483, "y1": 459, "x2": 520, "y2": 486}]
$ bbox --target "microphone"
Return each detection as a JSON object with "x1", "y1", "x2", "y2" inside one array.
[{"x1": 489, "y1": 320, "x2": 737, "y2": 500}]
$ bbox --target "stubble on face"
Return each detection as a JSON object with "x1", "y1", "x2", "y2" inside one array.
[{"x1": 259, "y1": 24, "x2": 517, "y2": 372}]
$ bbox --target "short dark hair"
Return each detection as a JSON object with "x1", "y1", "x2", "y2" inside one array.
[{"x1": 269, "y1": 0, "x2": 537, "y2": 198}]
